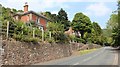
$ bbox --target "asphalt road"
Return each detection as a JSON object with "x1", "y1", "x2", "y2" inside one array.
[{"x1": 35, "y1": 47, "x2": 118, "y2": 65}]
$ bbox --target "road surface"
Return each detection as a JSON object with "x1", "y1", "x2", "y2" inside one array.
[{"x1": 35, "y1": 47, "x2": 118, "y2": 65}]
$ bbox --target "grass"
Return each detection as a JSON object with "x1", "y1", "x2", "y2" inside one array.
[{"x1": 79, "y1": 48, "x2": 97, "y2": 55}]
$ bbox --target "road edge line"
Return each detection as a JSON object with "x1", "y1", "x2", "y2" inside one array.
[{"x1": 113, "y1": 52, "x2": 118, "y2": 65}]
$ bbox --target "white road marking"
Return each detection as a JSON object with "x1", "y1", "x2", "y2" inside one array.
[
  {"x1": 83, "y1": 57, "x2": 92, "y2": 62},
  {"x1": 83, "y1": 49, "x2": 104, "y2": 62},
  {"x1": 113, "y1": 52, "x2": 118, "y2": 65},
  {"x1": 73, "y1": 62, "x2": 79, "y2": 65}
]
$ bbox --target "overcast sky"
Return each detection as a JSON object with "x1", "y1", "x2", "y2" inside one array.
[{"x1": 0, "y1": 0, "x2": 118, "y2": 29}]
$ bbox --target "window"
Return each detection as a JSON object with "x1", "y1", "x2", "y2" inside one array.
[
  {"x1": 27, "y1": 15, "x2": 30, "y2": 21},
  {"x1": 39, "y1": 26, "x2": 44, "y2": 31},
  {"x1": 36, "y1": 17, "x2": 40, "y2": 24}
]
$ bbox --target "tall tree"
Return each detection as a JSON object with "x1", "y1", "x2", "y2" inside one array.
[
  {"x1": 108, "y1": 0, "x2": 120, "y2": 46},
  {"x1": 87, "y1": 22, "x2": 106, "y2": 45},
  {"x1": 71, "y1": 12, "x2": 92, "y2": 39},
  {"x1": 47, "y1": 22, "x2": 68, "y2": 43},
  {"x1": 106, "y1": 14, "x2": 118, "y2": 36},
  {"x1": 92, "y1": 22, "x2": 102, "y2": 36},
  {"x1": 112, "y1": 0, "x2": 120, "y2": 46},
  {"x1": 43, "y1": 11, "x2": 58, "y2": 22},
  {"x1": 57, "y1": 8, "x2": 70, "y2": 30}
]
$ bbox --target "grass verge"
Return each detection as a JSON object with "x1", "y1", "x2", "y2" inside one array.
[{"x1": 79, "y1": 48, "x2": 97, "y2": 55}]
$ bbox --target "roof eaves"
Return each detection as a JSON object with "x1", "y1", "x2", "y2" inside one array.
[{"x1": 13, "y1": 11, "x2": 51, "y2": 21}]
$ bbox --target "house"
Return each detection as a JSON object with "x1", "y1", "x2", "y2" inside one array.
[
  {"x1": 13, "y1": 2, "x2": 50, "y2": 30},
  {"x1": 65, "y1": 27, "x2": 81, "y2": 37},
  {"x1": 65, "y1": 27, "x2": 75, "y2": 36}
]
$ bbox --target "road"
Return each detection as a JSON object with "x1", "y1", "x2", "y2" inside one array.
[{"x1": 35, "y1": 47, "x2": 118, "y2": 65}]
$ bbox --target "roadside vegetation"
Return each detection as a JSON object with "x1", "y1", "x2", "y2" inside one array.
[
  {"x1": 104, "y1": 1, "x2": 120, "y2": 47},
  {"x1": 79, "y1": 48, "x2": 97, "y2": 55},
  {"x1": 0, "y1": 1, "x2": 119, "y2": 47}
]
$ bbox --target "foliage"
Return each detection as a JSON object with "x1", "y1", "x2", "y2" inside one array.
[
  {"x1": 112, "y1": 27, "x2": 120, "y2": 46},
  {"x1": 106, "y1": 14, "x2": 118, "y2": 37},
  {"x1": 92, "y1": 22, "x2": 102, "y2": 35},
  {"x1": 44, "y1": 8, "x2": 70, "y2": 30},
  {"x1": 107, "y1": 14, "x2": 118, "y2": 29},
  {"x1": 12, "y1": 34, "x2": 23, "y2": 41},
  {"x1": 47, "y1": 22, "x2": 64, "y2": 32},
  {"x1": 22, "y1": 37, "x2": 39, "y2": 43},
  {"x1": 91, "y1": 22, "x2": 104, "y2": 45},
  {"x1": 57, "y1": 8, "x2": 70, "y2": 30},
  {"x1": 2, "y1": 19, "x2": 41, "y2": 43},
  {"x1": 74, "y1": 37, "x2": 86, "y2": 44},
  {"x1": 71, "y1": 12, "x2": 92, "y2": 39},
  {"x1": 79, "y1": 49, "x2": 97, "y2": 55},
  {"x1": 47, "y1": 22, "x2": 69, "y2": 43},
  {"x1": 1, "y1": 3, "x2": 111, "y2": 45},
  {"x1": 13, "y1": 34, "x2": 39, "y2": 43},
  {"x1": 47, "y1": 38, "x2": 55, "y2": 43},
  {"x1": 43, "y1": 12, "x2": 58, "y2": 22},
  {"x1": 106, "y1": 1, "x2": 120, "y2": 46}
]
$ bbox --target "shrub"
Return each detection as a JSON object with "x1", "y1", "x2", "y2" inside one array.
[
  {"x1": 48, "y1": 38, "x2": 55, "y2": 43},
  {"x1": 74, "y1": 37, "x2": 86, "y2": 43},
  {"x1": 22, "y1": 37, "x2": 39, "y2": 43},
  {"x1": 13, "y1": 34, "x2": 23, "y2": 41}
]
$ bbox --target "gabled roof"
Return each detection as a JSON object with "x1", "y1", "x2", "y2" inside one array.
[{"x1": 13, "y1": 11, "x2": 51, "y2": 21}]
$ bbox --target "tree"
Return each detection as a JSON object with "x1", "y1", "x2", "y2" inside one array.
[
  {"x1": 57, "y1": 8, "x2": 70, "y2": 30},
  {"x1": 43, "y1": 11, "x2": 58, "y2": 22},
  {"x1": 43, "y1": 12, "x2": 52, "y2": 20},
  {"x1": 106, "y1": 14, "x2": 118, "y2": 37},
  {"x1": 89, "y1": 22, "x2": 102, "y2": 44},
  {"x1": 92, "y1": 22, "x2": 102, "y2": 35},
  {"x1": 47, "y1": 22, "x2": 68, "y2": 43},
  {"x1": 71, "y1": 12, "x2": 92, "y2": 39},
  {"x1": 107, "y1": 0, "x2": 120, "y2": 46},
  {"x1": 43, "y1": 9, "x2": 70, "y2": 30}
]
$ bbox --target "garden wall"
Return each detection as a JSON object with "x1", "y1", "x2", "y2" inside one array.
[
  {"x1": 2, "y1": 39, "x2": 101, "y2": 65},
  {"x1": 2, "y1": 39, "x2": 72, "y2": 65}
]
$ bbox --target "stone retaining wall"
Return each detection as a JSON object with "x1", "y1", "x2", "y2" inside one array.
[
  {"x1": 2, "y1": 39, "x2": 72, "y2": 65},
  {"x1": 2, "y1": 39, "x2": 101, "y2": 65}
]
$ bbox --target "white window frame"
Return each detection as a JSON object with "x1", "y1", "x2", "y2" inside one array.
[
  {"x1": 36, "y1": 17, "x2": 40, "y2": 24},
  {"x1": 39, "y1": 26, "x2": 43, "y2": 31}
]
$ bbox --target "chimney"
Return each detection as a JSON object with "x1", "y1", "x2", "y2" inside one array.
[{"x1": 24, "y1": 2, "x2": 28, "y2": 13}]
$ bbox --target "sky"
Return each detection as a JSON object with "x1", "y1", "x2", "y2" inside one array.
[{"x1": 0, "y1": 0, "x2": 118, "y2": 29}]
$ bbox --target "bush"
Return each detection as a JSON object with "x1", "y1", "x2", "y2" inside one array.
[
  {"x1": 22, "y1": 37, "x2": 39, "y2": 43},
  {"x1": 13, "y1": 34, "x2": 39, "y2": 43},
  {"x1": 13, "y1": 34, "x2": 23, "y2": 41},
  {"x1": 74, "y1": 37, "x2": 86, "y2": 43},
  {"x1": 48, "y1": 38, "x2": 55, "y2": 43}
]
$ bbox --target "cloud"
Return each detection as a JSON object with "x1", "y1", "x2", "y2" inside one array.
[
  {"x1": 51, "y1": 11, "x2": 58, "y2": 14},
  {"x1": 0, "y1": 0, "x2": 71, "y2": 11},
  {"x1": 84, "y1": 3, "x2": 111, "y2": 17},
  {"x1": 0, "y1": 0, "x2": 116, "y2": 8}
]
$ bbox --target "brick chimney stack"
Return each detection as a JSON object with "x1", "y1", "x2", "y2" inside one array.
[{"x1": 24, "y1": 2, "x2": 28, "y2": 13}]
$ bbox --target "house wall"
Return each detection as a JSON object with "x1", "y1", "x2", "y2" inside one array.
[
  {"x1": 32, "y1": 14, "x2": 47, "y2": 30},
  {"x1": 32, "y1": 14, "x2": 37, "y2": 22},
  {"x1": 14, "y1": 15, "x2": 21, "y2": 21},
  {"x1": 21, "y1": 15, "x2": 30, "y2": 23},
  {"x1": 15, "y1": 13, "x2": 47, "y2": 30},
  {"x1": 40, "y1": 18, "x2": 47, "y2": 30}
]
